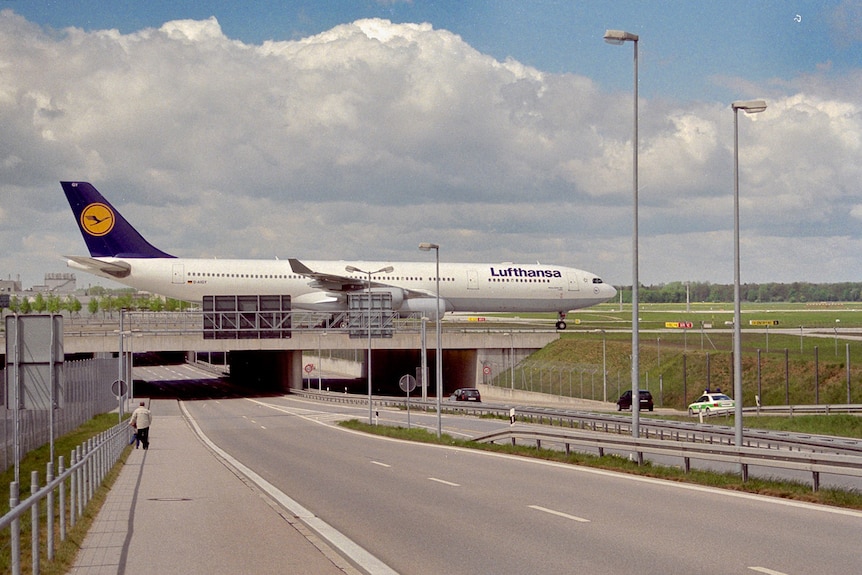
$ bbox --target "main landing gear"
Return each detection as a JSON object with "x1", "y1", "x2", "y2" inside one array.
[{"x1": 555, "y1": 312, "x2": 567, "y2": 331}]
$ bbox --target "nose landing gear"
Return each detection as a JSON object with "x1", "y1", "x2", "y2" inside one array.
[{"x1": 555, "y1": 312, "x2": 567, "y2": 330}]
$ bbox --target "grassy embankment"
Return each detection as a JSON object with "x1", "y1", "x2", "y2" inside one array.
[{"x1": 487, "y1": 302, "x2": 862, "y2": 410}]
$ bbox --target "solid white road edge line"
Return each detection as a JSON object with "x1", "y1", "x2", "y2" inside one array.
[{"x1": 179, "y1": 401, "x2": 399, "y2": 575}]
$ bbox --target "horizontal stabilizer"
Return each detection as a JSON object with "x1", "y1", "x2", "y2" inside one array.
[{"x1": 65, "y1": 255, "x2": 132, "y2": 278}]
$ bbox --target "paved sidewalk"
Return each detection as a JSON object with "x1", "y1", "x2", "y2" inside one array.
[{"x1": 70, "y1": 400, "x2": 355, "y2": 575}]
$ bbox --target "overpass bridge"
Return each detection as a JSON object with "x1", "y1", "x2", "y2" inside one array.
[{"x1": 1, "y1": 311, "x2": 560, "y2": 396}]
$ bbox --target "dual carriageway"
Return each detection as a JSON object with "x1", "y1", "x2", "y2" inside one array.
[{"x1": 127, "y1": 362, "x2": 862, "y2": 575}]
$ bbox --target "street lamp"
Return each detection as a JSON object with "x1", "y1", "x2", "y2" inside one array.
[
  {"x1": 419, "y1": 242, "x2": 443, "y2": 438},
  {"x1": 731, "y1": 99, "x2": 766, "y2": 451},
  {"x1": 601, "y1": 330, "x2": 607, "y2": 403},
  {"x1": 510, "y1": 331, "x2": 515, "y2": 391},
  {"x1": 420, "y1": 316, "x2": 429, "y2": 401},
  {"x1": 317, "y1": 331, "x2": 327, "y2": 392},
  {"x1": 345, "y1": 264, "x2": 394, "y2": 424},
  {"x1": 604, "y1": 29, "x2": 641, "y2": 439}
]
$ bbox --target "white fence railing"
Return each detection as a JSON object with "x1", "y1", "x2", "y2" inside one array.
[{"x1": 1, "y1": 421, "x2": 129, "y2": 575}]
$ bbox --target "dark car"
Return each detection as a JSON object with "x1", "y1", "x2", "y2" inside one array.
[
  {"x1": 450, "y1": 388, "x2": 482, "y2": 402},
  {"x1": 616, "y1": 389, "x2": 654, "y2": 411}
]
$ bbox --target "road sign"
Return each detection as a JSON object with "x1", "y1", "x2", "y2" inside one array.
[
  {"x1": 304, "y1": 363, "x2": 314, "y2": 373},
  {"x1": 6, "y1": 314, "x2": 64, "y2": 410},
  {"x1": 399, "y1": 374, "x2": 417, "y2": 393},
  {"x1": 483, "y1": 365, "x2": 492, "y2": 375},
  {"x1": 111, "y1": 379, "x2": 127, "y2": 397},
  {"x1": 749, "y1": 320, "x2": 780, "y2": 326},
  {"x1": 665, "y1": 321, "x2": 693, "y2": 329}
]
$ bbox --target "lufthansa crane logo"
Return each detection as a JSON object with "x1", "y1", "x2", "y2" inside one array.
[{"x1": 80, "y1": 202, "x2": 115, "y2": 236}]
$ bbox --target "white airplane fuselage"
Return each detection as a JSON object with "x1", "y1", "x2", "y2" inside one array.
[
  {"x1": 60, "y1": 181, "x2": 617, "y2": 326},
  {"x1": 69, "y1": 256, "x2": 616, "y2": 316}
]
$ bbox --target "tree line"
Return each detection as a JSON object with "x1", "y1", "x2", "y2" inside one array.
[
  {"x1": 619, "y1": 281, "x2": 862, "y2": 304},
  {"x1": 4, "y1": 281, "x2": 862, "y2": 315},
  {"x1": 3, "y1": 291, "x2": 191, "y2": 317}
]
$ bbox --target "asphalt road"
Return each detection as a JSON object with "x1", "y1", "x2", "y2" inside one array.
[{"x1": 182, "y1": 394, "x2": 862, "y2": 575}]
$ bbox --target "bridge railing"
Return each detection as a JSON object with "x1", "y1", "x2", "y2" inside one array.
[{"x1": 41, "y1": 310, "x2": 558, "y2": 338}]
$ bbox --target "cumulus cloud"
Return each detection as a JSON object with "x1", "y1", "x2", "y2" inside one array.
[{"x1": 0, "y1": 12, "x2": 860, "y2": 288}]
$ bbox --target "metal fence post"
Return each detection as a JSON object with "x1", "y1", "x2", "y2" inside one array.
[
  {"x1": 59, "y1": 456, "x2": 66, "y2": 541},
  {"x1": 76, "y1": 445, "x2": 83, "y2": 520},
  {"x1": 30, "y1": 470, "x2": 39, "y2": 575},
  {"x1": 47, "y1": 461, "x2": 54, "y2": 561},
  {"x1": 10, "y1": 481, "x2": 20, "y2": 575},
  {"x1": 69, "y1": 451, "x2": 77, "y2": 528}
]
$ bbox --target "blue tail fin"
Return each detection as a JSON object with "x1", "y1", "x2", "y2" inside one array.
[{"x1": 61, "y1": 181, "x2": 174, "y2": 258}]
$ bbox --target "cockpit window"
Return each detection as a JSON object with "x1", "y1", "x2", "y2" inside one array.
[{"x1": 592, "y1": 278, "x2": 603, "y2": 284}]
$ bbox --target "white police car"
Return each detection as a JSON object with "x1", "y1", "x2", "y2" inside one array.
[{"x1": 687, "y1": 393, "x2": 735, "y2": 416}]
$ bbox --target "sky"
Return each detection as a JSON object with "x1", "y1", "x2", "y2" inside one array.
[{"x1": 1, "y1": 1, "x2": 861, "y2": 291}]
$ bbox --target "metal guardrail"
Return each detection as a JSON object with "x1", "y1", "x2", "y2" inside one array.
[
  {"x1": 294, "y1": 389, "x2": 862, "y2": 491},
  {"x1": 294, "y1": 390, "x2": 862, "y2": 457},
  {"x1": 472, "y1": 426, "x2": 862, "y2": 492},
  {"x1": 745, "y1": 404, "x2": 862, "y2": 416},
  {"x1": 0, "y1": 421, "x2": 129, "y2": 575}
]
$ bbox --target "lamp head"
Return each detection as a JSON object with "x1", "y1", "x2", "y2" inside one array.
[
  {"x1": 345, "y1": 265, "x2": 360, "y2": 273},
  {"x1": 418, "y1": 242, "x2": 439, "y2": 251},
  {"x1": 603, "y1": 30, "x2": 639, "y2": 44},
  {"x1": 732, "y1": 99, "x2": 767, "y2": 114}
]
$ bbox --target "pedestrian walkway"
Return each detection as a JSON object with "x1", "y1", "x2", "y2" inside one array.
[{"x1": 70, "y1": 400, "x2": 355, "y2": 575}]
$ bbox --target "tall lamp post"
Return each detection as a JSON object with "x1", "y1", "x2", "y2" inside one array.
[
  {"x1": 604, "y1": 29, "x2": 640, "y2": 439},
  {"x1": 419, "y1": 242, "x2": 442, "y2": 438},
  {"x1": 731, "y1": 99, "x2": 767, "y2": 450},
  {"x1": 420, "y1": 316, "x2": 429, "y2": 401},
  {"x1": 317, "y1": 331, "x2": 327, "y2": 392},
  {"x1": 345, "y1": 264, "x2": 394, "y2": 424}
]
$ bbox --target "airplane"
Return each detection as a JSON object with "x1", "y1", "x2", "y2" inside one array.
[{"x1": 61, "y1": 181, "x2": 617, "y2": 329}]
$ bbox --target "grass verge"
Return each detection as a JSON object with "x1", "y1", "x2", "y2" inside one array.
[
  {"x1": 340, "y1": 419, "x2": 862, "y2": 511},
  {"x1": 1, "y1": 414, "x2": 132, "y2": 575}
]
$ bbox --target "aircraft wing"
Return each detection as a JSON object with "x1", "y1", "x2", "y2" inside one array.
[
  {"x1": 65, "y1": 255, "x2": 132, "y2": 278},
  {"x1": 288, "y1": 258, "x2": 368, "y2": 292},
  {"x1": 288, "y1": 258, "x2": 432, "y2": 299}
]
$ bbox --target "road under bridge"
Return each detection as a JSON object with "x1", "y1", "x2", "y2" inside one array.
[{"x1": 0, "y1": 311, "x2": 559, "y2": 396}]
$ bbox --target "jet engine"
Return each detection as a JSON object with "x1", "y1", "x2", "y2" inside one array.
[{"x1": 399, "y1": 296, "x2": 450, "y2": 317}]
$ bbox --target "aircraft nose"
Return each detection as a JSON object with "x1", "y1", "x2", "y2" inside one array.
[{"x1": 604, "y1": 283, "x2": 617, "y2": 301}]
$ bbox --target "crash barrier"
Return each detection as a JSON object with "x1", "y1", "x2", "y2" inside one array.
[
  {"x1": 747, "y1": 404, "x2": 862, "y2": 415},
  {"x1": 473, "y1": 426, "x2": 862, "y2": 492},
  {"x1": 293, "y1": 389, "x2": 862, "y2": 457},
  {"x1": 0, "y1": 421, "x2": 129, "y2": 575}
]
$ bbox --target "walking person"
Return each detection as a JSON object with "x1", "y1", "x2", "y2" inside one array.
[{"x1": 130, "y1": 401, "x2": 152, "y2": 450}]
